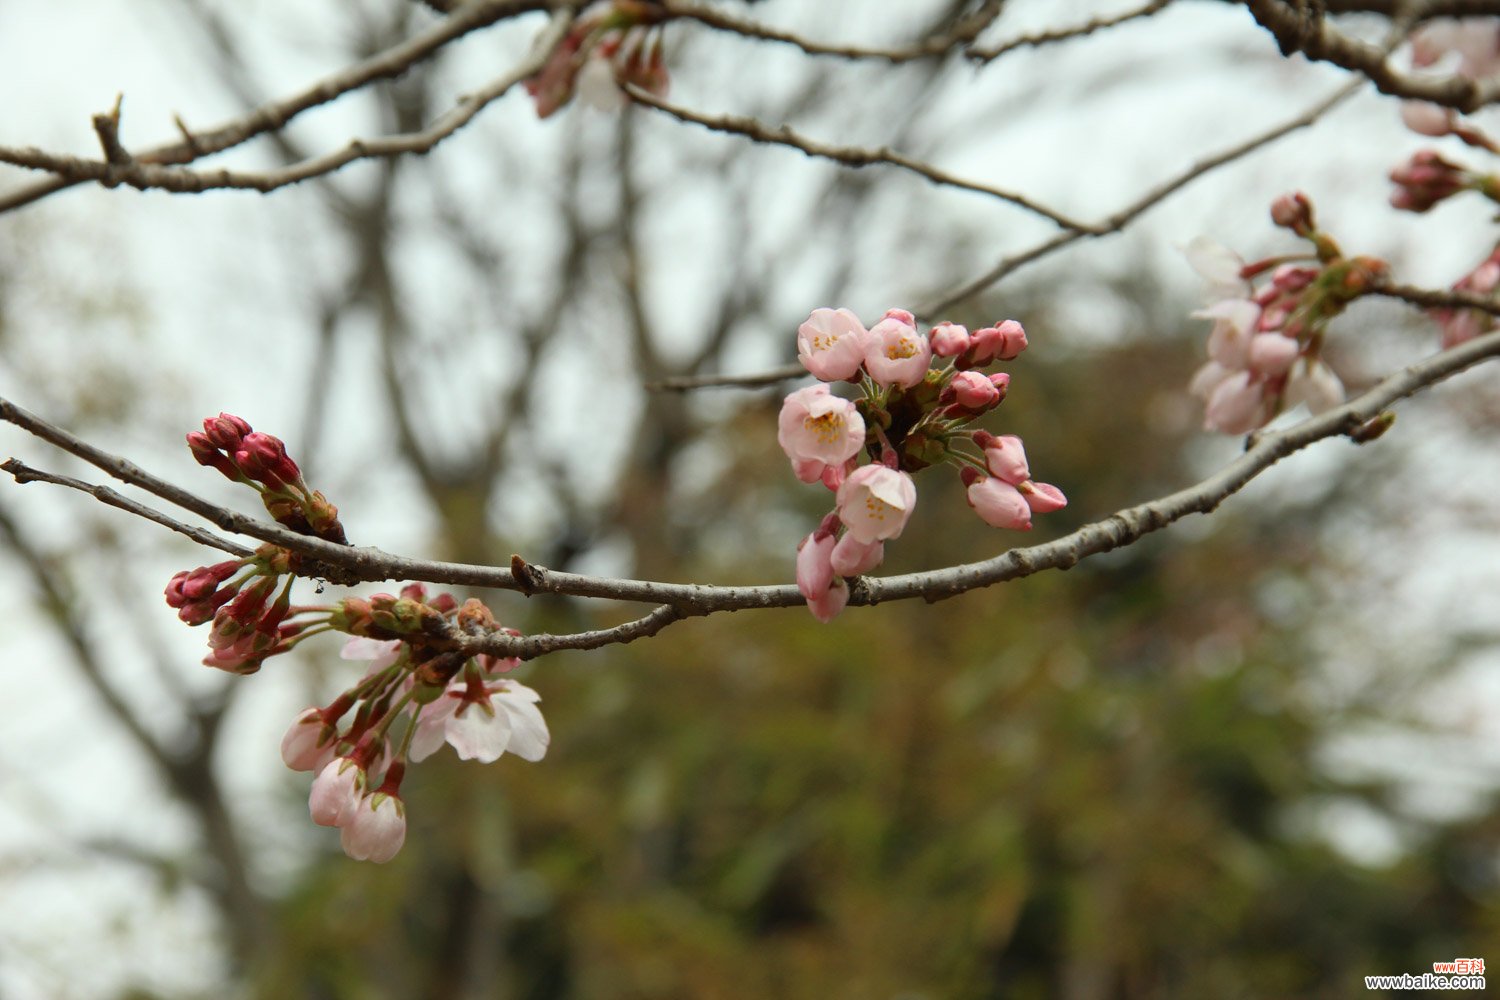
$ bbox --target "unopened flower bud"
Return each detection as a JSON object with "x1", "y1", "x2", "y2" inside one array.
[
  {"x1": 1269, "y1": 191, "x2": 1314, "y2": 233},
  {"x1": 203, "y1": 413, "x2": 251, "y2": 450},
  {"x1": 929, "y1": 322, "x2": 970, "y2": 358}
]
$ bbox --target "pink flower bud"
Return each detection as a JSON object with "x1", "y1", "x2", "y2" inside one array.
[
  {"x1": 186, "y1": 432, "x2": 240, "y2": 481},
  {"x1": 281, "y1": 708, "x2": 337, "y2": 772},
  {"x1": 1019, "y1": 481, "x2": 1068, "y2": 514},
  {"x1": 340, "y1": 793, "x2": 407, "y2": 863},
  {"x1": 795, "y1": 530, "x2": 837, "y2": 600},
  {"x1": 797, "y1": 307, "x2": 870, "y2": 381},
  {"x1": 310, "y1": 758, "x2": 365, "y2": 827},
  {"x1": 830, "y1": 534, "x2": 884, "y2": 577},
  {"x1": 965, "y1": 320, "x2": 1027, "y2": 367},
  {"x1": 983, "y1": 435, "x2": 1030, "y2": 485},
  {"x1": 805, "y1": 578, "x2": 849, "y2": 623},
  {"x1": 1269, "y1": 191, "x2": 1313, "y2": 232},
  {"x1": 240, "y1": 432, "x2": 303, "y2": 486},
  {"x1": 203, "y1": 413, "x2": 251, "y2": 450},
  {"x1": 928, "y1": 322, "x2": 970, "y2": 358},
  {"x1": 1400, "y1": 100, "x2": 1454, "y2": 137},
  {"x1": 945, "y1": 370, "x2": 1001, "y2": 412},
  {"x1": 966, "y1": 476, "x2": 1031, "y2": 530}
]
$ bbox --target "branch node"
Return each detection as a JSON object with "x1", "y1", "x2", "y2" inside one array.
[
  {"x1": 510, "y1": 553, "x2": 542, "y2": 595},
  {"x1": 92, "y1": 93, "x2": 132, "y2": 167}
]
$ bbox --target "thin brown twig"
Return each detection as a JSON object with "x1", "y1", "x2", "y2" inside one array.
[
  {"x1": 657, "y1": 0, "x2": 1003, "y2": 64},
  {"x1": 969, "y1": 0, "x2": 1176, "y2": 63},
  {"x1": 645, "y1": 363, "x2": 807, "y2": 391},
  {"x1": 0, "y1": 459, "x2": 252, "y2": 557},
  {"x1": 921, "y1": 76, "x2": 1364, "y2": 315},
  {"x1": 624, "y1": 86, "x2": 1097, "y2": 233}
]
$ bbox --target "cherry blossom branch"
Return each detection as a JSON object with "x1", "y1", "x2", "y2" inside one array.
[
  {"x1": 922, "y1": 76, "x2": 1364, "y2": 315},
  {"x1": 0, "y1": 0, "x2": 554, "y2": 213},
  {"x1": 1244, "y1": 0, "x2": 1500, "y2": 111},
  {"x1": 10, "y1": 316, "x2": 1500, "y2": 664},
  {"x1": 654, "y1": 0, "x2": 1002, "y2": 63},
  {"x1": 968, "y1": 0, "x2": 1175, "y2": 63},
  {"x1": 623, "y1": 86, "x2": 1098, "y2": 233}
]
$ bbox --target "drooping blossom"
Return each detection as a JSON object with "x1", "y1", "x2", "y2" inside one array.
[
  {"x1": 340, "y1": 792, "x2": 407, "y2": 864},
  {"x1": 798, "y1": 308, "x2": 869, "y2": 381},
  {"x1": 836, "y1": 464, "x2": 917, "y2": 544},
  {"x1": 863, "y1": 309, "x2": 932, "y2": 388},
  {"x1": 777, "y1": 385, "x2": 865, "y2": 482},
  {"x1": 310, "y1": 757, "x2": 366, "y2": 828}
]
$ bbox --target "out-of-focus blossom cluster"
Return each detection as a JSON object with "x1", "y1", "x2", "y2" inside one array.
[
  {"x1": 167, "y1": 416, "x2": 547, "y2": 863},
  {"x1": 526, "y1": 0, "x2": 668, "y2": 118},
  {"x1": 779, "y1": 307, "x2": 1066, "y2": 621},
  {"x1": 1399, "y1": 19, "x2": 1500, "y2": 151},
  {"x1": 1185, "y1": 193, "x2": 1387, "y2": 435}
]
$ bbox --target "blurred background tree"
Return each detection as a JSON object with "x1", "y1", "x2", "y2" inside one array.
[{"x1": 0, "y1": 1, "x2": 1497, "y2": 998}]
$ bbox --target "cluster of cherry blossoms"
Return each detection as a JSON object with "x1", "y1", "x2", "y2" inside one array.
[
  {"x1": 166, "y1": 415, "x2": 547, "y2": 863},
  {"x1": 526, "y1": 0, "x2": 668, "y2": 118},
  {"x1": 779, "y1": 308, "x2": 1066, "y2": 621},
  {"x1": 1385, "y1": 20, "x2": 1500, "y2": 350},
  {"x1": 1185, "y1": 194, "x2": 1387, "y2": 435}
]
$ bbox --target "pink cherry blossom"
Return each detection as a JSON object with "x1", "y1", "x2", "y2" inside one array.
[
  {"x1": 1247, "y1": 333, "x2": 1299, "y2": 377},
  {"x1": 340, "y1": 793, "x2": 407, "y2": 863},
  {"x1": 310, "y1": 758, "x2": 365, "y2": 827},
  {"x1": 863, "y1": 310, "x2": 932, "y2": 388},
  {"x1": 1196, "y1": 298, "x2": 1261, "y2": 368},
  {"x1": 340, "y1": 636, "x2": 404, "y2": 671},
  {"x1": 797, "y1": 308, "x2": 869, "y2": 381},
  {"x1": 777, "y1": 385, "x2": 866, "y2": 476},
  {"x1": 1203, "y1": 370, "x2": 1269, "y2": 435},
  {"x1": 967, "y1": 477, "x2": 1031, "y2": 530},
  {"x1": 412, "y1": 679, "x2": 550, "y2": 764},
  {"x1": 1283, "y1": 360, "x2": 1345, "y2": 415},
  {"x1": 836, "y1": 465, "x2": 917, "y2": 544},
  {"x1": 1184, "y1": 236, "x2": 1251, "y2": 301},
  {"x1": 830, "y1": 534, "x2": 884, "y2": 577}
]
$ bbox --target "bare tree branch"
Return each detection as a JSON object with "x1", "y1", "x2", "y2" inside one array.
[
  {"x1": 0, "y1": 0, "x2": 554, "y2": 213},
  {"x1": 625, "y1": 85, "x2": 1097, "y2": 232},
  {"x1": 656, "y1": 0, "x2": 1003, "y2": 63},
  {"x1": 969, "y1": 0, "x2": 1176, "y2": 63}
]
